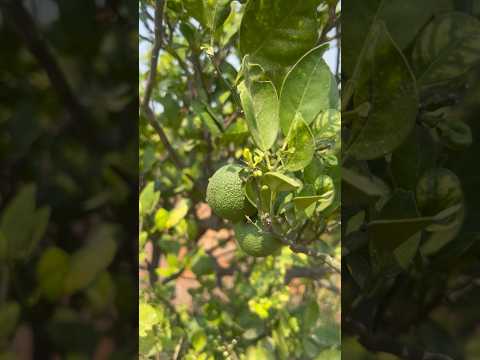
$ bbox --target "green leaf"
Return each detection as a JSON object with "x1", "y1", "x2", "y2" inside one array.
[
  {"x1": 166, "y1": 199, "x2": 190, "y2": 229},
  {"x1": 191, "y1": 100, "x2": 223, "y2": 137},
  {"x1": 342, "y1": 0, "x2": 450, "y2": 76},
  {"x1": 303, "y1": 300, "x2": 320, "y2": 331},
  {"x1": 245, "y1": 178, "x2": 259, "y2": 208},
  {"x1": 313, "y1": 109, "x2": 341, "y2": 144},
  {"x1": 64, "y1": 225, "x2": 117, "y2": 295},
  {"x1": 368, "y1": 190, "x2": 430, "y2": 253},
  {"x1": 394, "y1": 232, "x2": 421, "y2": 269},
  {"x1": 346, "y1": 21, "x2": 418, "y2": 160},
  {"x1": 342, "y1": 167, "x2": 390, "y2": 206},
  {"x1": 154, "y1": 208, "x2": 169, "y2": 231},
  {"x1": 303, "y1": 157, "x2": 325, "y2": 184},
  {"x1": 391, "y1": 126, "x2": 436, "y2": 190},
  {"x1": 191, "y1": 330, "x2": 207, "y2": 352},
  {"x1": 421, "y1": 206, "x2": 465, "y2": 255},
  {"x1": 36, "y1": 247, "x2": 70, "y2": 301},
  {"x1": 263, "y1": 172, "x2": 302, "y2": 192},
  {"x1": 86, "y1": 271, "x2": 115, "y2": 311},
  {"x1": 280, "y1": 46, "x2": 339, "y2": 135},
  {"x1": 240, "y1": 0, "x2": 320, "y2": 87},
  {"x1": 142, "y1": 145, "x2": 156, "y2": 173},
  {"x1": 283, "y1": 114, "x2": 315, "y2": 171},
  {"x1": 346, "y1": 253, "x2": 371, "y2": 289},
  {"x1": 26, "y1": 206, "x2": 51, "y2": 258},
  {"x1": 139, "y1": 302, "x2": 162, "y2": 337},
  {"x1": 139, "y1": 182, "x2": 160, "y2": 215},
  {"x1": 238, "y1": 79, "x2": 279, "y2": 151},
  {"x1": 0, "y1": 302, "x2": 20, "y2": 340},
  {"x1": 413, "y1": 12, "x2": 480, "y2": 89},
  {"x1": 315, "y1": 348, "x2": 340, "y2": 360},
  {"x1": 221, "y1": 117, "x2": 249, "y2": 144},
  {"x1": 182, "y1": 0, "x2": 231, "y2": 32},
  {"x1": 0, "y1": 184, "x2": 36, "y2": 260},
  {"x1": 294, "y1": 176, "x2": 334, "y2": 213},
  {"x1": 293, "y1": 195, "x2": 324, "y2": 211}
]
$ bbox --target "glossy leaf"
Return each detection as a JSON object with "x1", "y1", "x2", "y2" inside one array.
[
  {"x1": 279, "y1": 45, "x2": 339, "y2": 135},
  {"x1": 154, "y1": 208, "x2": 169, "y2": 231},
  {"x1": 64, "y1": 225, "x2": 117, "y2": 295},
  {"x1": 369, "y1": 190, "x2": 430, "y2": 253},
  {"x1": 263, "y1": 172, "x2": 302, "y2": 192},
  {"x1": 413, "y1": 12, "x2": 480, "y2": 89},
  {"x1": 238, "y1": 79, "x2": 279, "y2": 151},
  {"x1": 283, "y1": 114, "x2": 315, "y2": 171},
  {"x1": 391, "y1": 125, "x2": 436, "y2": 190},
  {"x1": 346, "y1": 21, "x2": 418, "y2": 160},
  {"x1": 28, "y1": 207, "x2": 50, "y2": 254},
  {"x1": 342, "y1": 0, "x2": 449, "y2": 76},
  {"x1": 313, "y1": 109, "x2": 341, "y2": 144},
  {"x1": 0, "y1": 184, "x2": 36, "y2": 260},
  {"x1": 165, "y1": 198, "x2": 190, "y2": 229},
  {"x1": 36, "y1": 247, "x2": 70, "y2": 301},
  {"x1": 342, "y1": 167, "x2": 390, "y2": 204},
  {"x1": 139, "y1": 182, "x2": 160, "y2": 215},
  {"x1": 239, "y1": 0, "x2": 320, "y2": 86},
  {"x1": 394, "y1": 232, "x2": 421, "y2": 269},
  {"x1": 182, "y1": 0, "x2": 231, "y2": 32},
  {"x1": 0, "y1": 302, "x2": 20, "y2": 340}
]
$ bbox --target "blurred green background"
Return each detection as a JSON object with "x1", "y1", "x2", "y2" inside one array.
[{"x1": 0, "y1": 0, "x2": 138, "y2": 358}]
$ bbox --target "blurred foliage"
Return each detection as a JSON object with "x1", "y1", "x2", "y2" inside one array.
[
  {"x1": 1, "y1": 0, "x2": 137, "y2": 358},
  {"x1": 139, "y1": 0, "x2": 341, "y2": 359},
  {"x1": 342, "y1": 0, "x2": 480, "y2": 358}
]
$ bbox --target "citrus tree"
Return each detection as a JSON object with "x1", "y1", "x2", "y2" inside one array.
[
  {"x1": 342, "y1": 1, "x2": 480, "y2": 358},
  {"x1": 139, "y1": 0, "x2": 341, "y2": 358}
]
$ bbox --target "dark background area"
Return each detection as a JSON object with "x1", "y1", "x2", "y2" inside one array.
[
  {"x1": 0, "y1": 0, "x2": 138, "y2": 358},
  {"x1": 342, "y1": 0, "x2": 480, "y2": 359}
]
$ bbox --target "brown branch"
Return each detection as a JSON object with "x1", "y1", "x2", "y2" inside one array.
[
  {"x1": 141, "y1": 0, "x2": 165, "y2": 110},
  {"x1": 1, "y1": 1, "x2": 87, "y2": 125},
  {"x1": 284, "y1": 266, "x2": 330, "y2": 284},
  {"x1": 140, "y1": 0, "x2": 189, "y2": 173}
]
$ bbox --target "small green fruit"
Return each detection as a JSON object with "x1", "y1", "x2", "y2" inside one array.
[
  {"x1": 233, "y1": 222, "x2": 282, "y2": 257},
  {"x1": 206, "y1": 164, "x2": 255, "y2": 221}
]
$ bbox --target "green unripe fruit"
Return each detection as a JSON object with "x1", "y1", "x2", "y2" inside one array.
[
  {"x1": 233, "y1": 222, "x2": 282, "y2": 257},
  {"x1": 206, "y1": 164, "x2": 255, "y2": 221},
  {"x1": 416, "y1": 168, "x2": 463, "y2": 217}
]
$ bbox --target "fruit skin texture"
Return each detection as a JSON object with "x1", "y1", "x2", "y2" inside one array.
[
  {"x1": 233, "y1": 222, "x2": 282, "y2": 257},
  {"x1": 416, "y1": 168, "x2": 463, "y2": 217},
  {"x1": 206, "y1": 164, "x2": 255, "y2": 222}
]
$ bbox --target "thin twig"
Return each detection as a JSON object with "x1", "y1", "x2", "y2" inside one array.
[{"x1": 141, "y1": 0, "x2": 165, "y2": 110}]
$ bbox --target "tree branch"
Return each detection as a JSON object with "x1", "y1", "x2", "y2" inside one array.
[
  {"x1": 141, "y1": 0, "x2": 165, "y2": 110},
  {"x1": 140, "y1": 0, "x2": 188, "y2": 172}
]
